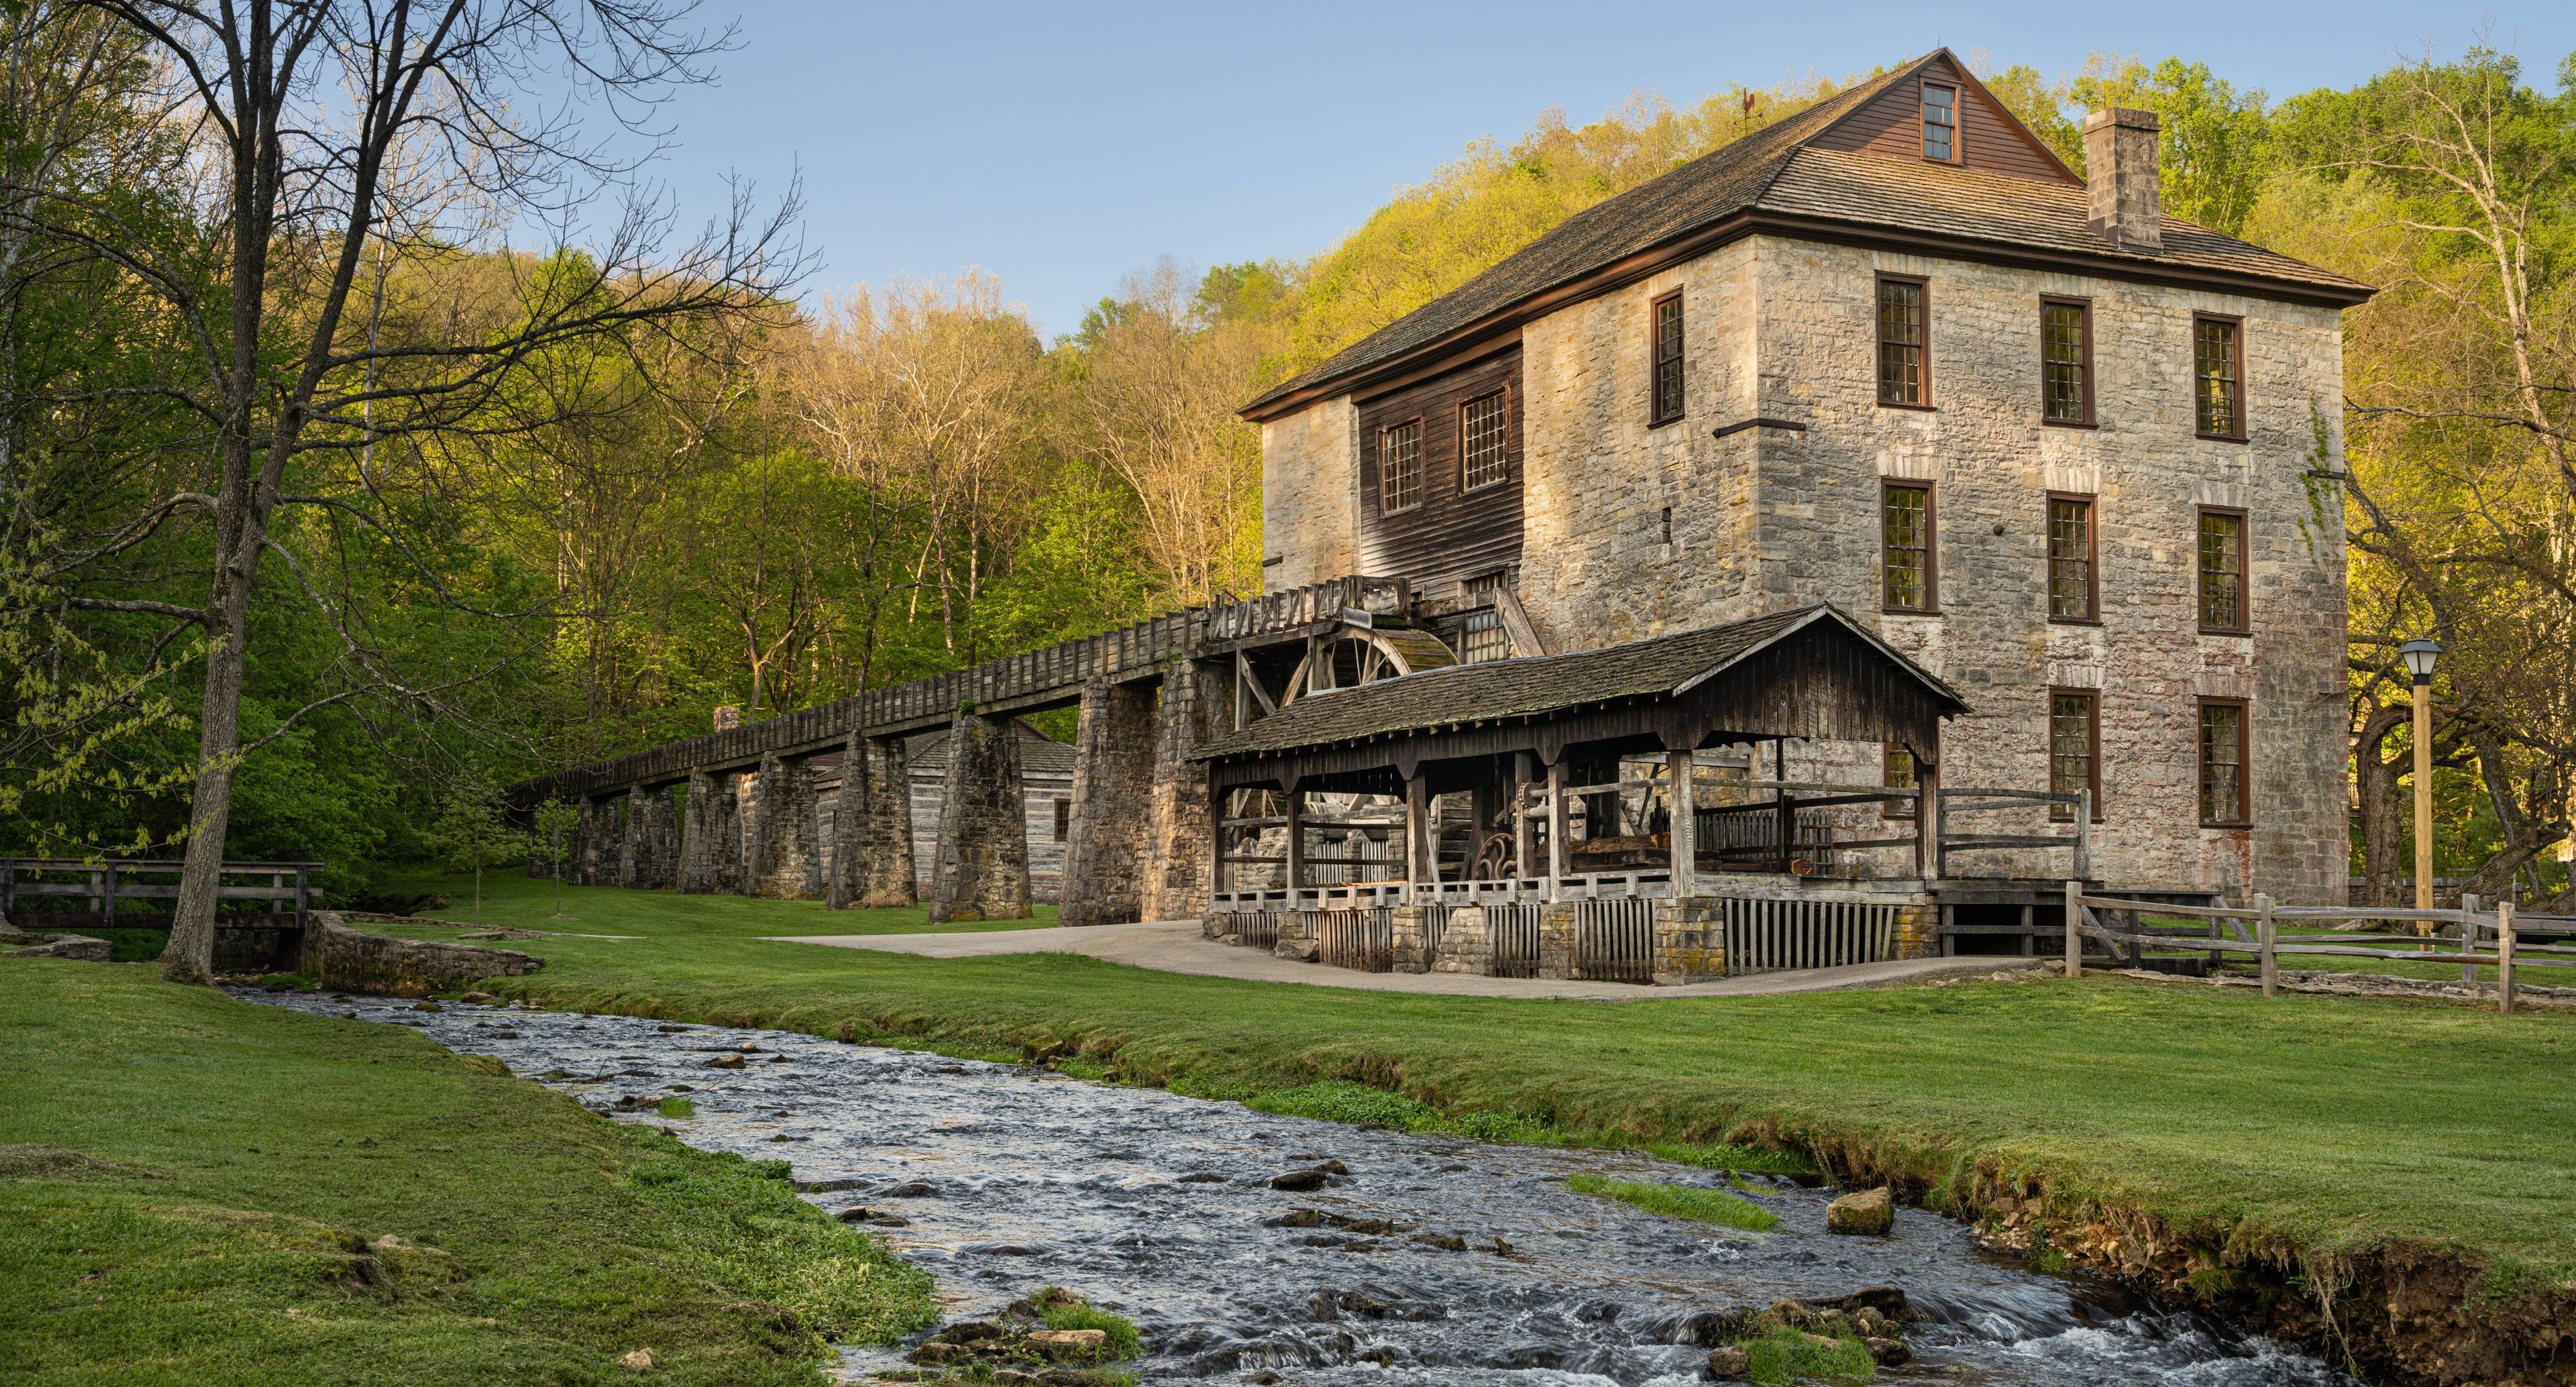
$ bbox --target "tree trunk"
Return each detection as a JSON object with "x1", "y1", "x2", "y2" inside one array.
[
  {"x1": 160, "y1": 579, "x2": 254, "y2": 982},
  {"x1": 2353, "y1": 702, "x2": 2408, "y2": 907}
]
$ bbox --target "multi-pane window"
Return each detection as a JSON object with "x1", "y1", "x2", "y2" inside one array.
[
  {"x1": 1877, "y1": 278, "x2": 1926, "y2": 405},
  {"x1": 1882, "y1": 742, "x2": 1917, "y2": 820},
  {"x1": 1460, "y1": 390, "x2": 1509, "y2": 490},
  {"x1": 2199, "y1": 701, "x2": 2247, "y2": 824},
  {"x1": 2049, "y1": 690, "x2": 2098, "y2": 822},
  {"x1": 2194, "y1": 315, "x2": 2243, "y2": 438},
  {"x1": 1881, "y1": 482, "x2": 1934, "y2": 612},
  {"x1": 2042, "y1": 299, "x2": 2091, "y2": 424},
  {"x1": 1458, "y1": 573, "x2": 1511, "y2": 663},
  {"x1": 2047, "y1": 494, "x2": 2095, "y2": 621},
  {"x1": 1650, "y1": 292, "x2": 1685, "y2": 425},
  {"x1": 1053, "y1": 797, "x2": 1071, "y2": 842},
  {"x1": 1921, "y1": 83, "x2": 1957, "y2": 161},
  {"x1": 1378, "y1": 420, "x2": 1421, "y2": 514},
  {"x1": 2198, "y1": 508, "x2": 2245, "y2": 630}
]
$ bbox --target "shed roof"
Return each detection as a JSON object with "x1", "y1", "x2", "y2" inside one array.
[{"x1": 1192, "y1": 604, "x2": 1965, "y2": 763}]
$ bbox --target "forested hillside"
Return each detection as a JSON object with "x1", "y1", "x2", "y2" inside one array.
[{"x1": 0, "y1": 9, "x2": 2567, "y2": 908}]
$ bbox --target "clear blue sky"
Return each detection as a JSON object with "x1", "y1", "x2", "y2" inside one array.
[{"x1": 621, "y1": 1, "x2": 2573, "y2": 339}]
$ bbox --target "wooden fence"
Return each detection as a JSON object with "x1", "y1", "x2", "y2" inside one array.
[
  {"x1": 1, "y1": 858, "x2": 319, "y2": 928},
  {"x1": 1571, "y1": 897, "x2": 1656, "y2": 983},
  {"x1": 2064, "y1": 882, "x2": 2573, "y2": 1012}
]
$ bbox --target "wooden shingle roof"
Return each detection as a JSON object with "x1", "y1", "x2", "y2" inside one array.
[
  {"x1": 1242, "y1": 50, "x2": 2367, "y2": 420},
  {"x1": 1191, "y1": 604, "x2": 1966, "y2": 763}
]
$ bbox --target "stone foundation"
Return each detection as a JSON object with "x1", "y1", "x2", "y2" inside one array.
[
  {"x1": 1272, "y1": 911, "x2": 1320, "y2": 962},
  {"x1": 1430, "y1": 906, "x2": 1493, "y2": 975},
  {"x1": 1651, "y1": 897, "x2": 1730, "y2": 984},
  {"x1": 1390, "y1": 903, "x2": 1436, "y2": 973}
]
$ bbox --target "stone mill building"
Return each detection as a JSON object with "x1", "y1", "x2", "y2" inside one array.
[{"x1": 518, "y1": 50, "x2": 2367, "y2": 981}]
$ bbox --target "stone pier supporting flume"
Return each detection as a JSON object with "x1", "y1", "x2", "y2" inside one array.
[
  {"x1": 712, "y1": 773, "x2": 745, "y2": 893},
  {"x1": 829, "y1": 731, "x2": 916, "y2": 909},
  {"x1": 1059, "y1": 678, "x2": 1157, "y2": 927},
  {"x1": 748, "y1": 752, "x2": 822, "y2": 898},
  {"x1": 928, "y1": 709, "x2": 1032, "y2": 923},
  {"x1": 617, "y1": 785, "x2": 649, "y2": 889},
  {"x1": 678, "y1": 770, "x2": 718, "y2": 894},
  {"x1": 1142, "y1": 660, "x2": 1226, "y2": 922}
]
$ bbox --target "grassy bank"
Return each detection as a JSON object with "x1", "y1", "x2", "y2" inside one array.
[
  {"x1": 407, "y1": 873, "x2": 2576, "y2": 1295},
  {"x1": 0, "y1": 959, "x2": 934, "y2": 1387}
]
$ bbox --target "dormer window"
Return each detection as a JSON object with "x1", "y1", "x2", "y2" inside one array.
[{"x1": 1921, "y1": 83, "x2": 1958, "y2": 162}]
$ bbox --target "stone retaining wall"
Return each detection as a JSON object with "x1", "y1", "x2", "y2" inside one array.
[{"x1": 297, "y1": 911, "x2": 543, "y2": 996}]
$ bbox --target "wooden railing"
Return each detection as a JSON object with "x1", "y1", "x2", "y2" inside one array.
[
  {"x1": 2065, "y1": 884, "x2": 2572, "y2": 1012},
  {"x1": 0, "y1": 858, "x2": 319, "y2": 928},
  {"x1": 1940, "y1": 789, "x2": 2090, "y2": 880}
]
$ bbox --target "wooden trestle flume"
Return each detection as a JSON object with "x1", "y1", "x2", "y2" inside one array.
[{"x1": 508, "y1": 578, "x2": 2117, "y2": 979}]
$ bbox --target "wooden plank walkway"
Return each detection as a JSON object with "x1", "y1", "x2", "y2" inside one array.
[{"x1": 508, "y1": 577, "x2": 1403, "y2": 806}]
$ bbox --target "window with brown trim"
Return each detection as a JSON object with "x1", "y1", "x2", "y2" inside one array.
[
  {"x1": 1460, "y1": 390, "x2": 1509, "y2": 491},
  {"x1": 2198, "y1": 700, "x2": 2249, "y2": 826},
  {"x1": 2047, "y1": 493, "x2": 2096, "y2": 622},
  {"x1": 1876, "y1": 277, "x2": 1928, "y2": 406},
  {"x1": 2197, "y1": 507, "x2": 2247, "y2": 632},
  {"x1": 1053, "y1": 797, "x2": 1071, "y2": 842},
  {"x1": 2049, "y1": 689, "x2": 2100, "y2": 822},
  {"x1": 1378, "y1": 419, "x2": 1421, "y2": 514},
  {"x1": 1882, "y1": 742, "x2": 1917, "y2": 820},
  {"x1": 2041, "y1": 298, "x2": 2092, "y2": 425},
  {"x1": 1650, "y1": 291, "x2": 1685, "y2": 426},
  {"x1": 1921, "y1": 83, "x2": 1958, "y2": 162},
  {"x1": 1881, "y1": 480, "x2": 1935, "y2": 612},
  {"x1": 2194, "y1": 314, "x2": 2245, "y2": 439}
]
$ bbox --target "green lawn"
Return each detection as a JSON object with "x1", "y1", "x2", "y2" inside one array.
[
  {"x1": 0, "y1": 960, "x2": 932, "y2": 1387},
  {"x1": 414, "y1": 873, "x2": 2576, "y2": 1286}
]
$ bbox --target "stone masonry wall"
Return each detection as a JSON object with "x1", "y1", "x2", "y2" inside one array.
[
  {"x1": 1503, "y1": 231, "x2": 2348, "y2": 903},
  {"x1": 1517, "y1": 238, "x2": 1765, "y2": 652},
  {"x1": 1261, "y1": 396, "x2": 1358, "y2": 593}
]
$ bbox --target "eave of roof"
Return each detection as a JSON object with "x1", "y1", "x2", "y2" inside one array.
[{"x1": 1189, "y1": 603, "x2": 1968, "y2": 763}]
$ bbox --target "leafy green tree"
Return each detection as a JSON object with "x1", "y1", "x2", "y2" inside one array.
[{"x1": 531, "y1": 799, "x2": 580, "y2": 921}]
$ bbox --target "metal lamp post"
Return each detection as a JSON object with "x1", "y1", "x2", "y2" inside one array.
[{"x1": 2400, "y1": 639, "x2": 2442, "y2": 938}]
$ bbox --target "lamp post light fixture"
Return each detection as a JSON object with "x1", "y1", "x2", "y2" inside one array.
[{"x1": 2400, "y1": 638, "x2": 2443, "y2": 938}]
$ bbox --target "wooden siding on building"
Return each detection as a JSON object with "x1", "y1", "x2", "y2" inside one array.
[
  {"x1": 1807, "y1": 54, "x2": 2072, "y2": 185},
  {"x1": 1354, "y1": 347, "x2": 1524, "y2": 598}
]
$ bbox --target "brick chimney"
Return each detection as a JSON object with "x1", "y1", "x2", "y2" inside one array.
[{"x1": 2083, "y1": 107, "x2": 2163, "y2": 251}]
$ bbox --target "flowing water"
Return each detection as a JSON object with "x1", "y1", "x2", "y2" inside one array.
[{"x1": 242, "y1": 991, "x2": 2345, "y2": 1387}]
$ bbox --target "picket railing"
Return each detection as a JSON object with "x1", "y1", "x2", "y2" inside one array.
[{"x1": 2064, "y1": 883, "x2": 2572, "y2": 1012}]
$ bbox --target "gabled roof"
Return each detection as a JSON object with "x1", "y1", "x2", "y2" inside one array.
[
  {"x1": 1191, "y1": 604, "x2": 1968, "y2": 762},
  {"x1": 1241, "y1": 50, "x2": 2368, "y2": 421}
]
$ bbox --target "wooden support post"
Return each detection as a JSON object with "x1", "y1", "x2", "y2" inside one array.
[
  {"x1": 1284, "y1": 786, "x2": 1307, "y2": 906},
  {"x1": 2018, "y1": 903, "x2": 2034, "y2": 956},
  {"x1": 2063, "y1": 878, "x2": 2082, "y2": 979},
  {"x1": 1917, "y1": 761, "x2": 1941, "y2": 880},
  {"x1": 1775, "y1": 791, "x2": 1795, "y2": 875},
  {"x1": 1514, "y1": 752, "x2": 1538, "y2": 880},
  {"x1": 2460, "y1": 894, "x2": 2481, "y2": 987},
  {"x1": 1544, "y1": 758, "x2": 1567, "y2": 901},
  {"x1": 1666, "y1": 749, "x2": 1697, "y2": 898},
  {"x1": 1404, "y1": 771, "x2": 1433, "y2": 895},
  {"x1": 102, "y1": 863, "x2": 117, "y2": 926},
  {"x1": 2498, "y1": 899, "x2": 2516, "y2": 1014},
  {"x1": 2074, "y1": 788, "x2": 2092, "y2": 882},
  {"x1": 2257, "y1": 892, "x2": 2277, "y2": 997}
]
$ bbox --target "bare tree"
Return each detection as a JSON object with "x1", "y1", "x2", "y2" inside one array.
[
  {"x1": 2, "y1": 1, "x2": 801, "y2": 981},
  {"x1": 1063, "y1": 260, "x2": 1265, "y2": 610}
]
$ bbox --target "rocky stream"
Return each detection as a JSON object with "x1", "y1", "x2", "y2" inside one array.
[{"x1": 241, "y1": 991, "x2": 2349, "y2": 1387}]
